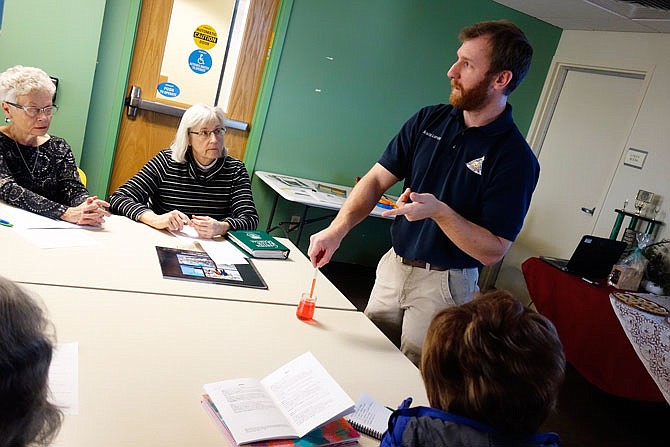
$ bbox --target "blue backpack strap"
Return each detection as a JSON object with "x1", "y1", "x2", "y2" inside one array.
[
  {"x1": 382, "y1": 399, "x2": 561, "y2": 447},
  {"x1": 527, "y1": 431, "x2": 561, "y2": 446}
]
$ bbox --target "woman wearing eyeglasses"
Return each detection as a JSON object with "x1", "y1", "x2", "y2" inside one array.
[
  {"x1": 109, "y1": 103, "x2": 258, "y2": 238},
  {"x1": 0, "y1": 65, "x2": 109, "y2": 225}
]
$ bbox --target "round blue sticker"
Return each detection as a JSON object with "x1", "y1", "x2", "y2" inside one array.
[
  {"x1": 188, "y1": 49, "x2": 212, "y2": 74},
  {"x1": 157, "y1": 82, "x2": 180, "y2": 98}
]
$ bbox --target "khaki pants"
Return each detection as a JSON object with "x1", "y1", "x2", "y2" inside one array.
[{"x1": 364, "y1": 248, "x2": 479, "y2": 366}]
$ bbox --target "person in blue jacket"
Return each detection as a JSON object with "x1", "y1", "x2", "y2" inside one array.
[
  {"x1": 308, "y1": 20, "x2": 539, "y2": 365},
  {"x1": 381, "y1": 290, "x2": 565, "y2": 447}
]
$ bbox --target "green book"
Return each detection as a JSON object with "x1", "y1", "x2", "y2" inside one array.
[{"x1": 228, "y1": 230, "x2": 290, "y2": 259}]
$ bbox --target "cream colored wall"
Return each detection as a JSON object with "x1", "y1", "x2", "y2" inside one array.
[
  {"x1": 496, "y1": 30, "x2": 670, "y2": 300},
  {"x1": 544, "y1": 31, "x2": 670, "y2": 242}
]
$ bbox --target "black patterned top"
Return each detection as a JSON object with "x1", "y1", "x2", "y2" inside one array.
[
  {"x1": 109, "y1": 149, "x2": 259, "y2": 230},
  {"x1": 0, "y1": 132, "x2": 89, "y2": 219}
]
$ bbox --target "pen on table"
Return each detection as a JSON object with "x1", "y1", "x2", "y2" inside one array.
[{"x1": 0, "y1": 219, "x2": 13, "y2": 227}]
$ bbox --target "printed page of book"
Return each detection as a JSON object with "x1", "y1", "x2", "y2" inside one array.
[
  {"x1": 204, "y1": 378, "x2": 296, "y2": 444},
  {"x1": 261, "y1": 352, "x2": 355, "y2": 438}
]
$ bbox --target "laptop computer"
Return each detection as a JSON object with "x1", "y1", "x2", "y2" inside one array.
[{"x1": 540, "y1": 235, "x2": 628, "y2": 282}]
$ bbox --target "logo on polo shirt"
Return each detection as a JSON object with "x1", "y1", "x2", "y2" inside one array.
[
  {"x1": 422, "y1": 130, "x2": 441, "y2": 141},
  {"x1": 466, "y1": 156, "x2": 485, "y2": 175}
]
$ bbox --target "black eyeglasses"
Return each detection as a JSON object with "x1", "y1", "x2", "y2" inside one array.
[
  {"x1": 5, "y1": 101, "x2": 58, "y2": 117},
  {"x1": 189, "y1": 127, "x2": 226, "y2": 138}
]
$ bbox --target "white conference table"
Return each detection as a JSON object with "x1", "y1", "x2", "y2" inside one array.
[
  {"x1": 24, "y1": 284, "x2": 428, "y2": 447},
  {"x1": 0, "y1": 202, "x2": 355, "y2": 310},
  {"x1": 255, "y1": 171, "x2": 394, "y2": 244}
]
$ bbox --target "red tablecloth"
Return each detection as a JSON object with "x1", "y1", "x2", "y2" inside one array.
[{"x1": 522, "y1": 257, "x2": 664, "y2": 402}]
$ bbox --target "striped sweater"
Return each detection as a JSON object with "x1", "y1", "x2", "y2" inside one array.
[{"x1": 109, "y1": 149, "x2": 258, "y2": 230}]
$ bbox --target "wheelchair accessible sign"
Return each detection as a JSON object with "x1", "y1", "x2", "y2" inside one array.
[{"x1": 189, "y1": 49, "x2": 212, "y2": 74}]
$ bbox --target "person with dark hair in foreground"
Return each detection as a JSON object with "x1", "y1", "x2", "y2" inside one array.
[
  {"x1": 381, "y1": 290, "x2": 565, "y2": 447},
  {"x1": 0, "y1": 276, "x2": 62, "y2": 447}
]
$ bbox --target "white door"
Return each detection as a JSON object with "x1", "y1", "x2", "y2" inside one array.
[{"x1": 495, "y1": 66, "x2": 645, "y2": 299}]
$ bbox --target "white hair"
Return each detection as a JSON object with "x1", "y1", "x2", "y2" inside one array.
[
  {"x1": 170, "y1": 103, "x2": 227, "y2": 163},
  {"x1": 0, "y1": 65, "x2": 56, "y2": 103}
]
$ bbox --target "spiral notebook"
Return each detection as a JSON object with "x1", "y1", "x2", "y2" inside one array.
[{"x1": 345, "y1": 393, "x2": 392, "y2": 440}]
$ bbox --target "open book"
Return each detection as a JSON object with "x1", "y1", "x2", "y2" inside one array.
[
  {"x1": 201, "y1": 395, "x2": 359, "y2": 447},
  {"x1": 203, "y1": 352, "x2": 355, "y2": 445}
]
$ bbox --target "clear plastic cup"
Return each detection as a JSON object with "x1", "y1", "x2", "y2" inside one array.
[{"x1": 296, "y1": 292, "x2": 316, "y2": 320}]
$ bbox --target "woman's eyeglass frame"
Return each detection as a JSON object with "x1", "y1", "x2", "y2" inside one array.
[
  {"x1": 4, "y1": 101, "x2": 58, "y2": 117},
  {"x1": 188, "y1": 127, "x2": 227, "y2": 138}
]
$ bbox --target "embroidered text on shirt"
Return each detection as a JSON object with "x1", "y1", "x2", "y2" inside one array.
[
  {"x1": 466, "y1": 156, "x2": 485, "y2": 175},
  {"x1": 422, "y1": 130, "x2": 442, "y2": 141}
]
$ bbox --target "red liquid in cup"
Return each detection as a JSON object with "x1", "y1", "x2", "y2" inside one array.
[{"x1": 296, "y1": 297, "x2": 316, "y2": 320}]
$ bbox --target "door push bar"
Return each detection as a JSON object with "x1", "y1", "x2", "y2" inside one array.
[{"x1": 125, "y1": 85, "x2": 249, "y2": 131}]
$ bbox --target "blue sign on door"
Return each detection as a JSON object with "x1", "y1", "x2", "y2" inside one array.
[
  {"x1": 157, "y1": 82, "x2": 181, "y2": 98},
  {"x1": 188, "y1": 49, "x2": 212, "y2": 74}
]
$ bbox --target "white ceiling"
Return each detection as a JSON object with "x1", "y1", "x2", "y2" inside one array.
[{"x1": 493, "y1": 0, "x2": 670, "y2": 33}]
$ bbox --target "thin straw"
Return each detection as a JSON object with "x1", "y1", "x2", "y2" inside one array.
[{"x1": 309, "y1": 268, "x2": 318, "y2": 298}]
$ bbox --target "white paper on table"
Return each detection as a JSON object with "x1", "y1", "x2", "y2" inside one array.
[
  {"x1": 170, "y1": 227, "x2": 248, "y2": 265},
  {"x1": 48, "y1": 342, "x2": 79, "y2": 415},
  {"x1": 309, "y1": 191, "x2": 346, "y2": 206},
  {"x1": 2, "y1": 206, "x2": 79, "y2": 229},
  {"x1": 14, "y1": 227, "x2": 98, "y2": 249}
]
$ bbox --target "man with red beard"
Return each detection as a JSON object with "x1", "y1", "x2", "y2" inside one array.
[{"x1": 308, "y1": 20, "x2": 538, "y2": 365}]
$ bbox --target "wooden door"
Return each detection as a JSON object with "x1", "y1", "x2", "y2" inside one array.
[{"x1": 108, "y1": 0, "x2": 279, "y2": 194}]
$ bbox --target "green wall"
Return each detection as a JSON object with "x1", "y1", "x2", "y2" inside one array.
[
  {"x1": 0, "y1": 0, "x2": 107, "y2": 161},
  {"x1": 80, "y1": 0, "x2": 141, "y2": 197},
  {"x1": 248, "y1": 0, "x2": 562, "y2": 265}
]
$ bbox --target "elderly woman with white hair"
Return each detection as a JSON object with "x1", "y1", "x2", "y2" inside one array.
[
  {"x1": 109, "y1": 103, "x2": 258, "y2": 238},
  {"x1": 0, "y1": 65, "x2": 109, "y2": 224}
]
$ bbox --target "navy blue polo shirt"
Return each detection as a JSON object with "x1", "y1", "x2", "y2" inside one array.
[{"x1": 378, "y1": 104, "x2": 539, "y2": 269}]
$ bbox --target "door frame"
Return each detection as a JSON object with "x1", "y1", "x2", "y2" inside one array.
[
  {"x1": 242, "y1": 0, "x2": 293, "y2": 174},
  {"x1": 528, "y1": 62, "x2": 648, "y2": 157},
  {"x1": 526, "y1": 62, "x2": 648, "y2": 229}
]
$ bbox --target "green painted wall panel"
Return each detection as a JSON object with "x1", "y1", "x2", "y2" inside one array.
[
  {"x1": 0, "y1": 0, "x2": 107, "y2": 161},
  {"x1": 80, "y1": 0, "x2": 142, "y2": 198}
]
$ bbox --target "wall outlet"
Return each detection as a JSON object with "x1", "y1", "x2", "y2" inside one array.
[{"x1": 290, "y1": 216, "x2": 301, "y2": 223}]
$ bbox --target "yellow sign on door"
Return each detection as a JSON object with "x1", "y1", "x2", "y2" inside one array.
[{"x1": 193, "y1": 24, "x2": 218, "y2": 50}]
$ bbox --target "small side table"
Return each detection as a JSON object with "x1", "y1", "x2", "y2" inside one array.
[{"x1": 610, "y1": 208, "x2": 663, "y2": 240}]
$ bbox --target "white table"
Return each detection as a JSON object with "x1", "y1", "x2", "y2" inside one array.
[
  {"x1": 24, "y1": 284, "x2": 427, "y2": 447},
  {"x1": 0, "y1": 202, "x2": 355, "y2": 310},
  {"x1": 255, "y1": 171, "x2": 394, "y2": 244},
  {"x1": 610, "y1": 293, "x2": 670, "y2": 404}
]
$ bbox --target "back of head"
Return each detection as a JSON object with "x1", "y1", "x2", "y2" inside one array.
[
  {"x1": 171, "y1": 103, "x2": 227, "y2": 162},
  {"x1": 458, "y1": 20, "x2": 533, "y2": 95},
  {"x1": 0, "y1": 277, "x2": 62, "y2": 447},
  {"x1": 0, "y1": 65, "x2": 56, "y2": 103},
  {"x1": 421, "y1": 290, "x2": 565, "y2": 435}
]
